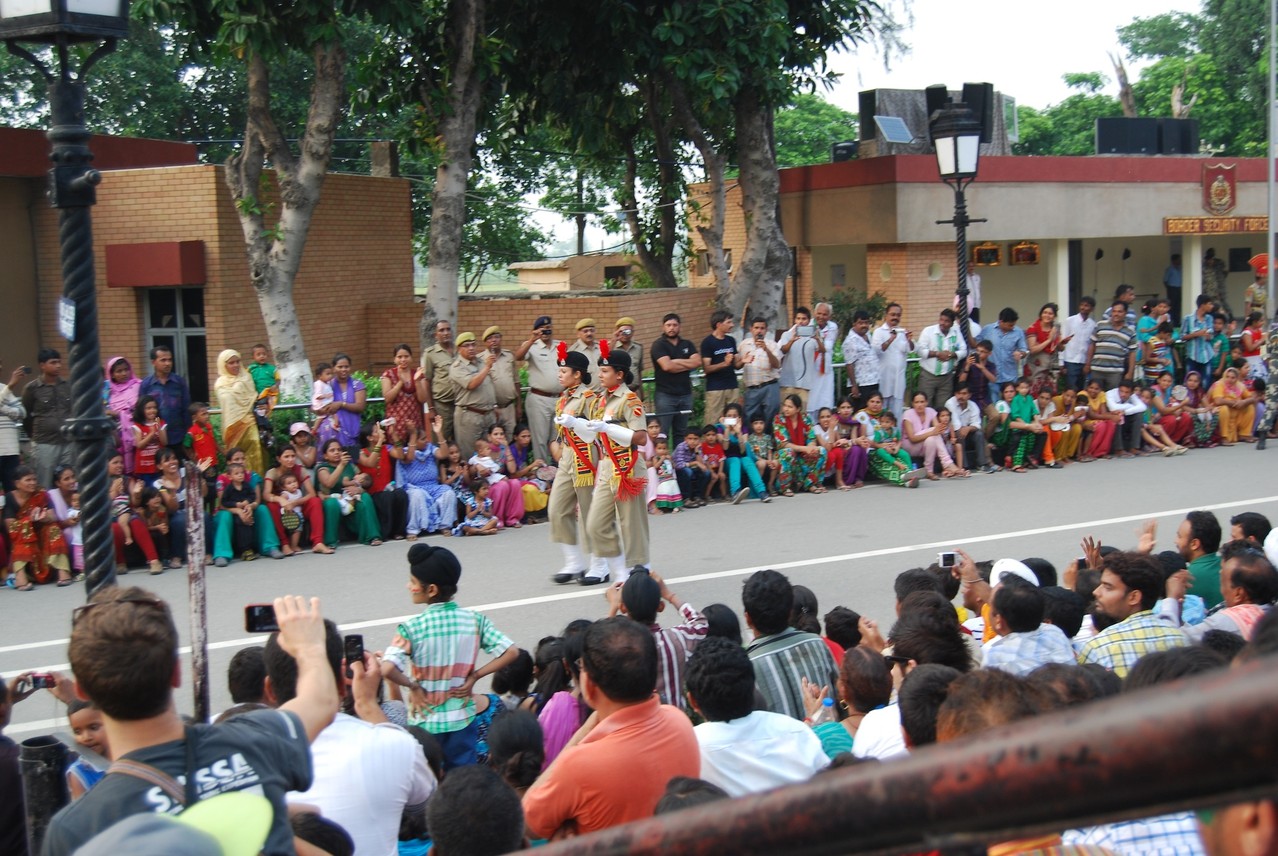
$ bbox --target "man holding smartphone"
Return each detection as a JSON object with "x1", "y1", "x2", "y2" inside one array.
[
  {"x1": 778, "y1": 307, "x2": 820, "y2": 413},
  {"x1": 871, "y1": 303, "x2": 914, "y2": 420},
  {"x1": 740, "y1": 316, "x2": 782, "y2": 426}
]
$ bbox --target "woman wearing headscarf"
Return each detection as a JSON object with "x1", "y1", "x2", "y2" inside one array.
[
  {"x1": 105, "y1": 356, "x2": 141, "y2": 472},
  {"x1": 214, "y1": 349, "x2": 265, "y2": 474}
]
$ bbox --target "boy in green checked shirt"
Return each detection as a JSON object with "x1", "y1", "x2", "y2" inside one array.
[{"x1": 381, "y1": 544, "x2": 518, "y2": 768}]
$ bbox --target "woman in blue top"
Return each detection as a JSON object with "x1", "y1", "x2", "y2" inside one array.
[{"x1": 393, "y1": 417, "x2": 458, "y2": 538}]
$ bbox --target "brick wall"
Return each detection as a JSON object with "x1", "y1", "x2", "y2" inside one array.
[
  {"x1": 862, "y1": 243, "x2": 959, "y2": 330},
  {"x1": 365, "y1": 288, "x2": 721, "y2": 371}
]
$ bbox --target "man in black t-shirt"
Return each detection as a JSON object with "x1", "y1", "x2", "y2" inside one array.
[
  {"x1": 41, "y1": 589, "x2": 338, "y2": 856},
  {"x1": 650, "y1": 313, "x2": 701, "y2": 442},
  {"x1": 701, "y1": 310, "x2": 743, "y2": 425}
]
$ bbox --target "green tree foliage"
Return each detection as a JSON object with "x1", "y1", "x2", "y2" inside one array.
[
  {"x1": 773, "y1": 93, "x2": 859, "y2": 167},
  {"x1": 1012, "y1": 74, "x2": 1122, "y2": 156}
]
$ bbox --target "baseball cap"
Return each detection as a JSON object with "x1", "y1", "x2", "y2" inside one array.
[
  {"x1": 990, "y1": 558, "x2": 1038, "y2": 587},
  {"x1": 289, "y1": 422, "x2": 311, "y2": 436}
]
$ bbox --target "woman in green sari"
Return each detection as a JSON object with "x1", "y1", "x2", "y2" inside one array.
[{"x1": 315, "y1": 438, "x2": 383, "y2": 547}]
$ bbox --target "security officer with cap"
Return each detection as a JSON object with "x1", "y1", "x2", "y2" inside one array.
[
  {"x1": 448, "y1": 332, "x2": 499, "y2": 459},
  {"x1": 581, "y1": 343, "x2": 649, "y2": 585},
  {"x1": 514, "y1": 315, "x2": 560, "y2": 463},
  {"x1": 612, "y1": 317, "x2": 645, "y2": 393},
  {"x1": 549, "y1": 347, "x2": 602, "y2": 583},
  {"x1": 568, "y1": 318, "x2": 603, "y2": 392},
  {"x1": 483, "y1": 325, "x2": 519, "y2": 437}
]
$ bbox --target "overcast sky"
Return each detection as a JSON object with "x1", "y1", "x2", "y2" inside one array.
[{"x1": 825, "y1": 0, "x2": 1199, "y2": 112}]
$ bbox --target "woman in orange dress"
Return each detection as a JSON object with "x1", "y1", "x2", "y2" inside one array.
[{"x1": 3, "y1": 465, "x2": 72, "y2": 589}]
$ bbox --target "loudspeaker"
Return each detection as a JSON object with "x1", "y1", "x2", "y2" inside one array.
[
  {"x1": 961, "y1": 82, "x2": 995, "y2": 144},
  {"x1": 859, "y1": 90, "x2": 877, "y2": 141},
  {"x1": 831, "y1": 141, "x2": 857, "y2": 162},
  {"x1": 925, "y1": 84, "x2": 950, "y2": 120},
  {"x1": 1158, "y1": 118, "x2": 1199, "y2": 154},
  {"x1": 1096, "y1": 117, "x2": 1160, "y2": 154}
]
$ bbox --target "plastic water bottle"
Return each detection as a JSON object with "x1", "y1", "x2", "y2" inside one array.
[{"x1": 809, "y1": 696, "x2": 836, "y2": 726}]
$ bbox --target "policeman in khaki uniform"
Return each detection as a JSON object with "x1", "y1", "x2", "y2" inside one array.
[
  {"x1": 514, "y1": 315, "x2": 560, "y2": 464},
  {"x1": 568, "y1": 318, "x2": 603, "y2": 392},
  {"x1": 579, "y1": 345, "x2": 649, "y2": 585},
  {"x1": 483, "y1": 325, "x2": 519, "y2": 438},
  {"x1": 549, "y1": 348, "x2": 602, "y2": 583},
  {"x1": 421, "y1": 319, "x2": 456, "y2": 443},
  {"x1": 448, "y1": 332, "x2": 499, "y2": 459}
]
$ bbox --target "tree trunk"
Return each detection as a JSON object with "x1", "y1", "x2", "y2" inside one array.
[
  {"x1": 668, "y1": 74, "x2": 730, "y2": 296},
  {"x1": 723, "y1": 83, "x2": 789, "y2": 329},
  {"x1": 618, "y1": 130, "x2": 679, "y2": 290},
  {"x1": 224, "y1": 45, "x2": 346, "y2": 401},
  {"x1": 1111, "y1": 53, "x2": 1138, "y2": 118},
  {"x1": 421, "y1": 0, "x2": 486, "y2": 350}
]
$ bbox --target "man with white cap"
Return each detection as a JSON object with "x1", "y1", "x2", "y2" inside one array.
[
  {"x1": 483, "y1": 326, "x2": 519, "y2": 438},
  {"x1": 568, "y1": 318, "x2": 603, "y2": 392},
  {"x1": 514, "y1": 315, "x2": 561, "y2": 463}
]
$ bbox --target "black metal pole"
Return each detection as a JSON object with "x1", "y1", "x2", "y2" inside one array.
[
  {"x1": 951, "y1": 183, "x2": 973, "y2": 346},
  {"x1": 20, "y1": 735, "x2": 69, "y2": 855},
  {"x1": 40, "y1": 39, "x2": 119, "y2": 599},
  {"x1": 187, "y1": 463, "x2": 210, "y2": 722}
]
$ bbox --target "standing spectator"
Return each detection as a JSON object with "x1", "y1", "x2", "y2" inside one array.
[
  {"x1": 515, "y1": 315, "x2": 561, "y2": 463},
  {"x1": 842, "y1": 310, "x2": 880, "y2": 411},
  {"x1": 611, "y1": 317, "x2": 645, "y2": 390},
  {"x1": 1077, "y1": 552, "x2": 1188, "y2": 677},
  {"x1": 104, "y1": 357, "x2": 142, "y2": 473},
  {"x1": 739, "y1": 316, "x2": 782, "y2": 427},
  {"x1": 138, "y1": 346, "x2": 191, "y2": 459},
  {"x1": 1114, "y1": 282, "x2": 1139, "y2": 327},
  {"x1": 778, "y1": 306, "x2": 821, "y2": 414},
  {"x1": 1024, "y1": 302, "x2": 1067, "y2": 396},
  {"x1": 522, "y1": 617, "x2": 699, "y2": 839},
  {"x1": 701, "y1": 310, "x2": 742, "y2": 425},
  {"x1": 957, "y1": 340, "x2": 996, "y2": 411},
  {"x1": 484, "y1": 327, "x2": 520, "y2": 438},
  {"x1": 421, "y1": 318, "x2": 457, "y2": 444},
  {"x1": 1203, "y1": 247, "x2": 1233, "y2": 320},
  {"x1": 978, "y1": 308, "x2": 1029, "y2": 389},
  {"x1": 607, "y1": 571, "x2": 707, "y2": 709},
  {"x1": 449, "y1": 333, "x2": 499, "y2": 460},
  {"x1": 213, "y1": 349, "x2": 266, "y2": 475},
  {"x1": 808, "y1": 303, "x2": 839, "y2": 420},
  {"x1": 39, "y1": 590, "x2": 337, "y2": 856},
  {"x1": 650, "y1": 313, "x2": 700, "y2": 443},
  {"x1": 742, "y1": 569, "x2": 838, "y2": 720},
  {"x1": 1060, "y1": 296, "x2": 1097, "y2": 390},
  {"x1": 916, "y1": 308, "x2": 967, "y2": 410},
  {"x1": 568, "y1": 319, "x2": 604, "y2": 392},
  {"x1": 380, "y1": 343, "x2": 427, "y2": 436},
  {"x1": 381, "y1": 545, "x2": 518, "y2": 769},
  {"x1": 685, "y1": 638, "x2": 828, "y2": 797},
  {"x1": 1163, "y1": 253, "x2": 1183, "y2": 323},
  {"x1": 1181, "y1": 295, "x2": 1218, "y2": 380},
  {"x1": 0, "y1": 360, "x2": 26, "y2": 491},
  {"x1": 325, "y1": 354, "x2": 367, "y2": 451},
  {"x1": 1086, "y1": 301, "x2": 1138, "y2": 390},
  {"x1": 871, "y1": 303, "x2": 915, "y2": 419},
  {"x1": 22, "y1": 348, "x2": 73, "y2": 487}
]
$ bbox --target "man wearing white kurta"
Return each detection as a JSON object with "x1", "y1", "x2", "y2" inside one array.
[
  {"x1": 807, "y1": 303, "x2": 839, "y2": 421},
  {"x1": 871, "y1": 302, "x2": 914, "y2": 420}
]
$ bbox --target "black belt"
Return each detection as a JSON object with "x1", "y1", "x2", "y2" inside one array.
[
  {"x1": 529, "y1": 388, "x2": 558, "y2": 398},
  {"x1": 461, "y1": 405, "x2": 497, "y2": 415},
  {"x1": 746, "y1": 379, "x2": 778, "y2": 390}
]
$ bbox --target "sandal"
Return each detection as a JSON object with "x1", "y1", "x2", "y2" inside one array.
[
  {"x1": 811, "y1": 486, "x2": 827, "y2": 494},
  {"x1": 1012, "y1": 466, "x2": 1027, "y2": 473},
  {"x1": 781, "y1": 489, "x2": 795, "y2": 497},
  {"x1": 57, "y1": 578, "x2": 75, "y2": 587},
  {"x1": 16, "y1": 583, "x2": 35, "y2": 592}
]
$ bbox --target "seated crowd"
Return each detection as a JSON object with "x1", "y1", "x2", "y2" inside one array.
[{"x1": 5, "y1": 508, "x2": 1277, "y2": 855}]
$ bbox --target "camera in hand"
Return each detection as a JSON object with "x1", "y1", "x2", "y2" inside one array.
[
  {"x1": 30, "y1": 673, "x2": 56, "y2": 689},
  {"x1": 938, "y1": 551, "x2": 958, "y2": 569},
  {"x1": 245, "y1": 604, "x2": 279, "y2": 633},
  {"x1": 795, "y1": 325, "x2": 816, "y2": 336}
]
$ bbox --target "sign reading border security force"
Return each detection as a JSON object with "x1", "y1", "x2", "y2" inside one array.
[{"x1": 1164, "y1": 216, "x2": 1268, "y2": 235}]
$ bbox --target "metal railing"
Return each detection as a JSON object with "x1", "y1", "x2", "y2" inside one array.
[{"x1": 534, "y1": 653, "x2": 1278, "y2": 856}]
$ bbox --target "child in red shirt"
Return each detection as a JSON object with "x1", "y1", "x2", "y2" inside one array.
[{"x1": 699, "y1": 425, "x2": 728, "y2": 501}]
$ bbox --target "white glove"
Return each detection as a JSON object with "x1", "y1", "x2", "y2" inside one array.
[
  {"x1": 555, "y1": 413, "x2": 597, "y2": 442},
  {"x1": 600, "y1": 422, "x2": 635, "y2": 445},
  {"x1": 554, "y1": 413, "x2": 575, "y2": 428}
]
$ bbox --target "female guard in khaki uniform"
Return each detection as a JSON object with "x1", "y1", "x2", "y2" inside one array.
[
  {"x1": 549, "y1": 347, "x2": 601, "y2": 583},
  {"x1": 580, "y1": 344, "x2": 649, "y2": 584}
]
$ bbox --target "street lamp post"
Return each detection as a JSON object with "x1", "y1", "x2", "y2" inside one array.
[
  {"x1": 930, "y1": 101, "x2": 986, "y2": 345},
  {"x1": 1, "y1": 0, "x2": 131, "y2": 600}
]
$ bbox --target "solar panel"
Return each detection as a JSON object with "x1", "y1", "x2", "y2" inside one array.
[{"x1": 873, "y1": 115, "x2": 915, "y2": 144}]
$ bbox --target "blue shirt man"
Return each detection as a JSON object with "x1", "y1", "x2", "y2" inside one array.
[
  {"x1": 979, "y1": 309, "x2": 1029, "y2": 385},
  {"x1": 138, "y1": 346, "x2": 192, "y2": 450}
]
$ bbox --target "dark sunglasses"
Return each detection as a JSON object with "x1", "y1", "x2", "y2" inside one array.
[{"x1": 72, "y1": 594, "x2": 168, "y2": 626}]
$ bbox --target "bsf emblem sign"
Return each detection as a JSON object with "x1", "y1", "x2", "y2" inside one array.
[{"x1": 1202, "y1": 163, "x2": 1236, "y2": 216}]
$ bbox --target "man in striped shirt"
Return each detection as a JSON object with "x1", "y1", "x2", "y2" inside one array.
[
  {"x1": 607, "y1": 571, "x2": 707, "y2": 710},
  {"x1": 742, "y1": 570, "x2": 838, "y2": 720},
  {"x1": 1085, "y1": 301, "x2": 1138, "y2": 390}
]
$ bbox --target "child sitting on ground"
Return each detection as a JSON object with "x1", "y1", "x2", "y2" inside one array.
[
  {"x1": 454, "y1": 479, "x2": 498, "y2": 535},
  {"x1": 138, "y1": 486, "x2": 171, "y2": 570},
  {"x1": 699, "y1": 425, "x2": 728, "y2": 501},
  {"x1": 871, "y1": 411, "x2": 921, "y2": 488},
  {"x1": 746, "y1": 416, "x2": 779, "y2": 496},
  {"x1": 277, "y1": 471, "x2": 306, "y2": 555},
  {"x1": 653, "y1": 439, "x2": 683, "y2": 513},
  {"x1": 219, "y1": 462, "x2": 259, "y2": 562}
]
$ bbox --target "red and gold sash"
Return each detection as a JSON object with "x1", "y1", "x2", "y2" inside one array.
[
  {"x1": 600, "y1": 389, "x2": 645, "y2": 500},
  {"x1": 556, "y1": 387, "x2": 597, "y2": 487}
]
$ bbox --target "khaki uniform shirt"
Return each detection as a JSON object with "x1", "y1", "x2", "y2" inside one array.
[
  {"x1": 487, "y1": 348, "x2": 519, "y2": 406},
  {"x1": 617, "y1": 340, "x2": 645, "y2": 384},
  {"x1": 568, "y1": 341, "x2": 603, "y2": 391},
  {"x1": 422, "y1": 344, "x2": 457, "y2": 404},
  {"x1": 525, "y1": 340, "x2": 562, "y2": 395},
  {"x1": 449, "y1": 356, "x2": 498, "y2": 410},
  {"x1": 556, "y1": 384, "x2": 600, "y2": 470}
]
